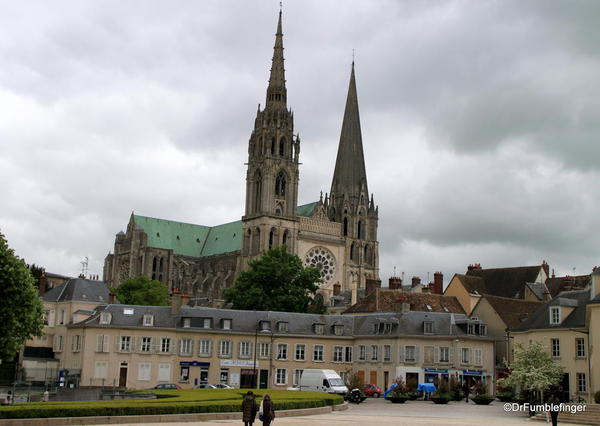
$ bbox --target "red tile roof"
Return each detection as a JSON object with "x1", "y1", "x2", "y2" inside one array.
[{"x1": 343, "y1": 288, "x2": 465, "y2": 315}]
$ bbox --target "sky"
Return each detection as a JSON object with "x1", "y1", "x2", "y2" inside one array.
[{"x1": 1, "y1": 0, "x2": 600, "y2": 285}]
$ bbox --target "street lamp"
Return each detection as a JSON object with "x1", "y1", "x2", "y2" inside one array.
[{"x1": 253, "y1": 321, "x2": 272, "y2": 389}]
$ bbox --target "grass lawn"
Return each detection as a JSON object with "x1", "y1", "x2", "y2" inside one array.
[{"x1": 0, "y1": 389, "x2": 343, "y2": 419}]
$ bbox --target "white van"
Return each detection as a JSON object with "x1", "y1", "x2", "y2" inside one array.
[{"x1": 299, "y1": 369, "x2": 348, "y2": 395}]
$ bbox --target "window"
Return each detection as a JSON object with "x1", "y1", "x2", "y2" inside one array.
[
  {"x1": 123, "y1": 308, "x2": 134, "y2": 315},
  {"x1": 220, "y1": 368, "x2": 229, "y2": 384},
  {"x1": 96, "y1": 334, "x2": 109, "y2": 353},
  {"x1": 371, "y1": 345, "x2": 379, "y2": 361},
  {"x1": 158, "y1": 363, "x2": 171, "y2": 382},
  {"x1": 71, "y1": 335, "x2": 81, "y2": 352},
  {"x1": 576, "y1": 338, "x2": 586, "y2": 358},
  {"x1": 239, "y1": 341, "x2": 252, "y2": 358},
  {"x1": 551, "y1": 338, "x2": 560, "y2": 358},
  {"x1": 180, "y1": 338, "x2": 193, "y2": 356},
  {"x1": 138, "y1": 362, "x2": 151, "y2": 381},
  {"x1": 461, "y1": 347, "x2": 470, "y2": 364},
  {"x1": 275, "y1": 172, "x2": 286, "y2": 197},
  {"x1": 333, "y1": 325, "x2": 344, "y2": 336},
  {"x1": 550, "y1": 307, "x2": 560, "y2": 325},
  {"x1": 293, "y1": 369, "x2": 303, "y2": 386},
  {"x1": 259, "y1": 342, "x2": 271, "y2": 358},
  {"x1": 467, "y1": 324, "x2": 475, "y2": 335},
  {"x1": 479, "y1": 325, "x2": 487, "y2": 336},
  {"x1": 143, "y1": 314, "x2": 154, "y2": 327},
  {"x1": 94, "y1": 361, "x2": 108, "y2": 379},
  {"x1": 259, "y1": 320, "x2": 271, "y2": 331},
  {"x1": 423, "y1": 321, "x2": 433, "y2": 334},
  {"x1": 473, "y1": 348, "x2": 482, "y2": 366},
  {"x1": 219, "y1": 340, "x2": 232, "y2": 357},
  {"x1": 183, "y1": 318, "x2": 191, "y2": 328},
  {"x1": 384, "y1": 323, "x2": 393, "y2": 334},
  {"x1": 345, "y1": 346, "x2": 353, "y2": 363},
  {"x1": 277, "y1": 343, "x2": 288, "y2": 360},
  {"x1": 180, "y1": 366, "x2": 190, "y2": 381},
  {"x1": 277, "y1": 322, "x2": 289, "y2": 332},
  {"x1": 313, "y1": 345, "x2": 324, "y2": 362},
  {"x1": 405, "y1": 345, "x2": 416, "y2": 362},
  {"x1": 314, "y1": 324, "x2": 324, "y2": 335},
  {"x1": 333, "y1": 346, "x2": 343, "y2": 362},
  {"x1": 160, "y1": 338, "x2": 171, "y2": 353},
  {"x1": 43, "y1": 310, "x2": 49, "y2": 325},
  {"x1": 202, "y1": 318, "x2": 211, "y2": 329},
  {"x1": 295, "y1": 344, "x2": 306, "y2": 361},
  {"x1": 439, "y1": 347, "x2": 450, "y2": 363},
  {"x1": 358, "y1": 345, "x2": 366, "y2": 361},
  {"x1": 577, "y1": 373, "x2": 587, "y2": 393},
  {"x1": 119, "y1": 336, "x2": 131, "y2": 352},
  {"x1": 222, "y1": 319, "x2": 232, "y2": 330},
  {"x1": 100, "y1": 312, "x2": 112, "y2": 325},
  {"x1": 339, "y1": 371, "x2": 348, "y2": 385},
  {"x1": 276, "y1": 368, "x2": 288, "y2": 385},
  {"x1": 141, "y1": 337, "x2": 152, "y2": 352},
  {"x1": 199, "y1": 339, "x2": 212, "y2": 356},
  {"x1": 384, "y1": 345, "x2": 391, "y2": 362}
]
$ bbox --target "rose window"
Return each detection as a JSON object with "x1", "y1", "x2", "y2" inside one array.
[{"x1": 304, "y1": 247, "x2": 336, "y2": 284}]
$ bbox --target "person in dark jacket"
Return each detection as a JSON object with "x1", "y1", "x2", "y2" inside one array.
[
  {"x1": 463, "y1": 380, "x2": 469, "y2": 403},
  {"x1": 241, "y1": 391, "x2": 257, "y2": 426},
  {"x1": 259, "y1": 394, "x2": 275, "y2": 426}
]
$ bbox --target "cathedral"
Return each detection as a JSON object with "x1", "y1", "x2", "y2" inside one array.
[{"x1": 103, "y1": 11, "x2": 380, "y2": 306}]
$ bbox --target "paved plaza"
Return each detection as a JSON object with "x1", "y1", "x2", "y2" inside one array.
[{"x1": 97, "y1": 398, "x2": 584, "y2": 426}]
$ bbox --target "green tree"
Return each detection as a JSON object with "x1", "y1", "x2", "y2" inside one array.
[
  {"x1": 112, "y1": 276, "x2": 169, "y2": 306},
  {"x1": 28, "y1": 263, "x2": 45, "y2": 284},
  {"x1": 223, "y1": 246, "x2": 324, "y2": 313},
  {"x1": 499, "y1": 341, "x2": 564, "y2": 394},
  {"x1": 0, "y1": 232, "x2": 44, "y2": 361}
]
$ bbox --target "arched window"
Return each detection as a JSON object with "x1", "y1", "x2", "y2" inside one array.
[
  {"x1": 279, "y1": 137, "x2": 285, "y2": 156},
  {"x1": 343, "y1": 217, "x2": 348, "y2": 236},
  {"x1": 270, "y1": 137, "x2": 275, "y2": 155},
  {"x1": 254, "y1": 171, "x2": 262, "y2": 213},
  {"x1": 282, "y1": 230, "x2": 289, "y2": 247},
  {"x1": 152, "y1": 257, "x2": 157, "y2": 280},
  {"x1": 159, "y1": 258, "x2": 164, "y2": 272},
  {"x1": 269, "y1": 228, "x2": 275, "y2": 249},
  {"x1": 275, "y1": 171, "x2": 286, "y2": 197},
  {"x1": 357, "y1": 220, "x2": 362, "y2": 240},
  {"x1": 350, "y1": 243, "x2": 355, "y2": 261}
]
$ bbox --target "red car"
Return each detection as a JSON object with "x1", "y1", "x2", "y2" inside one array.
[{"x1": 362, "y1": 384, "x2": 382, "y2": 398}]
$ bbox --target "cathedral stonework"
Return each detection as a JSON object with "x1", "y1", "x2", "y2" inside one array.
[{"x1": 103, "y1": 11, "x2": 380, "y2": 306}]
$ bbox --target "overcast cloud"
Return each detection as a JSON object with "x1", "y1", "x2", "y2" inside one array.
[{"x1": 1, "y1": 0, "x2": 599, "y2": 285}]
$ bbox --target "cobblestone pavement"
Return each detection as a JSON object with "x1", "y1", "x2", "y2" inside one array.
[{"x1": 96, "y1": 397, "x2": 585, "y2": 425}]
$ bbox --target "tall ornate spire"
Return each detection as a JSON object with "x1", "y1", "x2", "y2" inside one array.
[
  {"x1": 330, "y1": 62, "x2": 368, "y2": 201},
  {"x1": 266, "y1": 10, "x2": 287, "y2": 109}
]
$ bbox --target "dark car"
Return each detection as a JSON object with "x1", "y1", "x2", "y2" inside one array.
[
  {"x1": 152, "y1": 383, "x2": 182, "y2": 390},
  {"x1": 363, "y1": 384, "x2": 382, "y2": 398}
]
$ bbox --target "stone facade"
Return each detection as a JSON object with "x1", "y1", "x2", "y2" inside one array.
[{"x1": 103, "y1": 11, "x2": 380, "y2": 306}]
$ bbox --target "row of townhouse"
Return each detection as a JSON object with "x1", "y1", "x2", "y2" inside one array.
[{"x1": 27, "y1": 279, "x2": 494, "y2": 392}]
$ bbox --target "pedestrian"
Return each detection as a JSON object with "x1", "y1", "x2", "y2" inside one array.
[
  {"x1": 259, "y1": 394, "x2": 275, "y2": 426},
  {"x1": 463, "y1": 380, "x2": 469, "y2": 403},
  {"x1": 241, "y1": 391, "x2": 258, "y2": 426},
  {"x1": 547, "y1": 388, "x2": 561, "y2": 426}
]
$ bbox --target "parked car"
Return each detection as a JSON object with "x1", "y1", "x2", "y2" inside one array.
[
  {"x1": 194, "y1": 384, "x2": 217, "y2": 389},
  {"x1": 214, "y1": 383, "x2": 233, "y2": 389},
  {"x1": 363, "y1": 384, "x2": 382, "y2": 398},
  {"x1": 152, "y1": 383, "x2": 182, "y2": 390}
]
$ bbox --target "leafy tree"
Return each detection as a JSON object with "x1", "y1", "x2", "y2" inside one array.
[
  {"x1": 0, "y1": 232, "x2": 44, "y2": 361},
  {"x1": 224, "y1": 246, "x2": 324, "y2": 313},
  {"x1": 28, "y1": 263, "x2": 45, "y2": 284},
  {"x1": 112, "y1": 276, "x2": 169, "y2": 306},
  {"x1": 499, "y1": 341, "x2": 564, "y2": 394}
]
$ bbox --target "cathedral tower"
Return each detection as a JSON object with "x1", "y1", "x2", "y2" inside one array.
[
  {"x1": 327, "y1": 62, "x2": 379, "y2": 292},
  {"x1": 242, "y1": 10, "x2": 300, "y2": 261}
]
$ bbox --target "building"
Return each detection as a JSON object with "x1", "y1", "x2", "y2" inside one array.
[
  {"x1": 103, "y1": 10, "x2": 380, "y2": 307},
  {"x1": 27, "y1": 279, "x2": 494, "y2": 392}
]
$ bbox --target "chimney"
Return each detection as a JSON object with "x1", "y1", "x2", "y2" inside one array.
[
  {"x1": 432, "y1": 272, "x2": 443, "y2": 294},
  {"x1": 388, "y1": 277, "x2": 402, "y2": 290},
  {"x1": 171, "y1": 288, "x2": 182, "y2": 315},
  {"x1": 467, "y1": 263, "x2": 482, "y2": 272},
  {"x1": 39, "y1": 272, "x2": 48, "y2": 296},
  {"x1": 365, "y1": 278, "x2": 381, "y2": 296},
  {"x1": 411, "y1": 276, "x2": 421, "y2": 288},
  {"x1": 108, "y1": 292, "x2": 117, "y2": 304},
  {"x1": 333, "y1": 283, "x2": 341, "y2": 296},
  {"x1": 181, "y1": 293, "x2": 192, "y2": 307},
  {"x1": 591, "y1": 267, "x2": 600, "y2": 299},
  {"x1": 541, "y1": 260, "x2": 550, "y2": 279}
]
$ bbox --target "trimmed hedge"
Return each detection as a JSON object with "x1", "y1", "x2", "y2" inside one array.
[{"x1": 0, "y1": 389, "x2": 342, "y2": 419}]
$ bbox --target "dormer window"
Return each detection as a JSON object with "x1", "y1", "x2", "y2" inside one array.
[
  {"x1": 423, "y1": 321, "x2": 433, "y2": 334},
  {"x1": 550, "y1": 307, "x2": 561, "y2": 325},
  {"x1": 467, "y1": 323, "x2": 475, "y2": 335},
  {"x1": 222, "y1": 319, "x2": 232, "y2": 330},
  {"x1": 143, "y1": 314, "x2": 154, "y2": 327},
  {"x1": 333, "y1": 325, "x2": 344, "y2": 336},
  {"x1": 442, "y1": 306, "x2": 449, "y2": 313},
  {"x1": 426, "y1": 304, "x2": 432, "y2": 311},
  {"x1": 313, "y1": 323, "x2": 324, "y2": 335},
  {"x1": 183, "y1": 318, "x2": 191, "y2": 328},
  {"x1": 277, "y1": 322, "x2": 288, "y2": 332},
  {"x1": 479, "y1": 324, "x2": 487, "y2": 336},
  {"x1": 203, "y1": 318, "x2": 211, "y2": 329},
  {"x1": 259, "y1": 320, "x2": 271, "y2": 331},
  {"x1": 384, "y1": 323, "x2": 392, "y2": 334},
  {"x1": 99, "y1": 312, "x2": 112, "y2": 325},
  {"x1": 123, "y1": 308, "x2": 134, "y2": 315}
]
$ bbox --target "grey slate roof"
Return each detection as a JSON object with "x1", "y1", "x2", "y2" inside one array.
[
  {"x1": 512, "y1": 289, "x2": 590, "y2": 331},
  {"x1": 42, "y1": 278, "x2": 109, "y2": 303}
]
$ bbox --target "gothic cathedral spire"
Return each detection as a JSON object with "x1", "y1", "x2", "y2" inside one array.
[{"x1": 266, "y1": 10, "x2": 287, "y2": 110}]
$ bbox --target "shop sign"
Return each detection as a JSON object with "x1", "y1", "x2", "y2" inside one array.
[
  {"x1": 424, "y1": 368, "x2": 448, "y2": 374},
  {"x1": 220, "y1": 360, "x2": 259, "y2": 367},
  {"x1": 462, "y1": 370, "x2": 483, "y2": 375},
  {"x1": 180, "y1": 361, "x2": 211, "y2": 367}
]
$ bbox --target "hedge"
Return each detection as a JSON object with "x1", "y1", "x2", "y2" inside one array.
[{"x1": 0, "y1": 389, "x2": 342, "y2": 419}]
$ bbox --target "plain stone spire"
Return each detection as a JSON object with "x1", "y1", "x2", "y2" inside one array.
[{"x1": 266, "y1": 10, "x2": 287, "y2": 109}]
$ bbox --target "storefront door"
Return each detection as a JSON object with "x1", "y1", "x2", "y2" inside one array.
[
  {"x1": 118, "y1": 363, "x2": 128, "y2": 387},
  {"x1": 259, "y1": 370, "x2": 269, "y2": 389}
]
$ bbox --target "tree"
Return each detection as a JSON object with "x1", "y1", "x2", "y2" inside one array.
[
  {"x1": 28, "y1": 263, "x2": 45, "y2": 284},
  {"x1": 223, "y1": 246, "x2": 324, "y2": 313},
  {"x1": 112, "y1": 276, "x2": 169, "y2": 306},
  {"x1": 499, "y1": 341, "x2": 564, "y2": 395},
  {"x1": 0, "y1": 232, "x2": 44, "y2": 361}
]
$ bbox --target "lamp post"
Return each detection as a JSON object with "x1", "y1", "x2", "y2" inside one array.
[{"x1": 253, "y1": 321, "x2": 273, "y2": 389}]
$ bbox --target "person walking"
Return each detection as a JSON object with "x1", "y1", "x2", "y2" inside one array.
[
  {"x1": 463, "y1": 380, "x2": 469, "y2": 403},
  {"x1": 241, "y1": 391, "x2": 258, "y2": 426},
  {"x1": 259, "y1": 394, "x2": 275, "y2": 426}
]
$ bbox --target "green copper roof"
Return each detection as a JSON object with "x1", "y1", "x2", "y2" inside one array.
[
  {"x1": 200, "y1": 220, "x2": 243, "y2": 257},
  {"x1": 297, "y1": 202, "x2": 317, "y2": 217}
]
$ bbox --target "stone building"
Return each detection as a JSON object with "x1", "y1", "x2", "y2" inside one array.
[{"x1": 103, "y1": 11, "x2": 380, "y2": 304}]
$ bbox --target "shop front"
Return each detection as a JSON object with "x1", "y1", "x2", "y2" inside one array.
[
  {"x1": 220, "y1": 360, "x2": 261, "y2": 389},
  {"x1": 179, "y1": 361, "x2": 210, "y2": 386},
  {"x1": 461, "y1": 369, "x2": 484, "y2": 389},
  {"x1": 424, "y1": 368, "x2": 449, "y2": 384}
]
